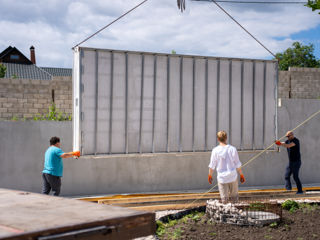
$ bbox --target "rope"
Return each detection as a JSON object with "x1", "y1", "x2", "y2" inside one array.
[{"x1": 183, "y1": 108, "x2": 320, "y2": 209}]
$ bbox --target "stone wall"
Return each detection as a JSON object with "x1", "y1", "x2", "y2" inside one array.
[
  {"x1": 1, "y1": 66, "x2": 319, "y2": 120},
  {"x1": 278, "y1": 67, "x2": 320, "y2": 99},
  {"x1": 206, "y1": 200, "x2": 281, "y2": 226},
  {"x1": 0, "y1": 76, "x2": 72, "y2": 120}
]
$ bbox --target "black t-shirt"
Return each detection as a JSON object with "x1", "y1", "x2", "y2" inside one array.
[{"x1": 285, "y1": 137, "x2": 301, "y2": 162}]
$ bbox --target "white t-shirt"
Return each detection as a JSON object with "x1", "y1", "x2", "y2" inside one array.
[{"x1": 208, "y1": 144, "x2": 242, "y2": 184}]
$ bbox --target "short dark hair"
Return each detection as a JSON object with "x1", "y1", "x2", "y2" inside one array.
[{"x1": 50, "y1": 136, "x2": 60, "y2": 145}]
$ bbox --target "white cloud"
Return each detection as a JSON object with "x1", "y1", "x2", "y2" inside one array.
[{"x1": 0, "y1": 0, "x2": 319, "y2": 67}]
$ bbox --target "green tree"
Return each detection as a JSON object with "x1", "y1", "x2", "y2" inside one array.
[
  {"x1": 275, "y1": 42, "x2": 320, "y2": 71},
  {"x1": 0, "y1": 63, "x2": 6, "y2": 78},
  {"x1": 306, "y1": 0, "x2": 320, "y2": 14}
]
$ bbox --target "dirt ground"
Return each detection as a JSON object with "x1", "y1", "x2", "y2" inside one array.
[{"x1": 157, "y1": 205, "x2": 320, "y2": 240}]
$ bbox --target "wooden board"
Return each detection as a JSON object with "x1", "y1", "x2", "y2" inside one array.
[{"x1": 0, "y1": 188, "x2": 155, "y2": 240}]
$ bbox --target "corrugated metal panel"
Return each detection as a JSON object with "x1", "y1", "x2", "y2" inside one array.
[
  {"x1": 3, "y1": 63, "x2": 52, "y2": 80},
  {"x1": 41, "y1": 67, "x2": 72, "y2": 77},
  {"x1": 73, "y1": 47, "x2": 278, "y2": 155}
]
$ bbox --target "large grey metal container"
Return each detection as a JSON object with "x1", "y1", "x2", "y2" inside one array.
[{"x1": 73, "y1": 47, "x2": 278, "y2": 155}]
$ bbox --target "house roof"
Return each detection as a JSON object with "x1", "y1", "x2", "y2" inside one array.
[
  {"x1": 2, "y1": 63, "x2": 52, "y2": 80},
  {"x1": 0, "y1": 46, "x2": 12, "y2": 59},
  {"x1": 0, "y1": 46, "x2": 72, "y2": 80},
  {"x1": 40, "y1": 67, "x2": 72, "y2": 77},
  {"x1": 0, "y1": 46, "x2": 33, "y2": 65}
]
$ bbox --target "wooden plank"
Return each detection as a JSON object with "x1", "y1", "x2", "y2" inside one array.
[
  {"x1": 79, "y1": 187, "x2": 320, "y2": 203},
  {"x1": 0, "y1": 188, "x2": 155, "y2": 240},
  {"x1": 94, "y1": 190, "x2": 320, "y2": 212}
]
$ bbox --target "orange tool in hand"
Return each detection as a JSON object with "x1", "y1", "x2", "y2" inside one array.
[
  {"x1": 240, "y1": 174, "x2": 245, "y2": 184},
  {"x1": 72, "y1": 151, "x2": 81, "y2": 157},
  {"x1": 208, "y1": 175, "x2": 213, "y2": 184},
  {"x1": 275, "y1": 140, "x2": 281, "y2": 146}
]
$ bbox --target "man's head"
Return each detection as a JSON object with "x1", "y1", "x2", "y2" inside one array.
[
  {"x1": 217, "y1": 130, "x2": 227, "y2": 143},
  {"x1": 50, "y1": 136, "x2": 60, "y2": 147},
  {"x1": 286, "y1": 131, "x2": 294, "y2": 140}
]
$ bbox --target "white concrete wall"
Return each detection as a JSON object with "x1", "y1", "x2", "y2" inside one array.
[{"x1": 0, "y1": 99, "x2": 319, "y2": 196}]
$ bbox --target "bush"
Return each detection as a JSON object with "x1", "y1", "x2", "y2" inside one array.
[
  {"x1": 0, "y1": 63, "x2": 6, "y2": 78},
  {"x1": 43, "y1": 103, "x2": 71, "y2": 121},
  {"x1": 156, "y1": 220, "x2": 166, "y2": 237},
  {"x1": 282, "y1": 200, "x2": 300, "y2": 212},
  {"x1": 11, "y1": 102, "x2": 71, "y2": 121}
]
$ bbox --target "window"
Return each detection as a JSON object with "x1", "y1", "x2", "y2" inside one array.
[{"x1": 10, "y1": 55, "x2": 20, "y2": 60}]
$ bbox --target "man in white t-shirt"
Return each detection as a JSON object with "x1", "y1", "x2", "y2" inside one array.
[{"x1": 208, "y1": 131, "x2": 245, "y2": 203}]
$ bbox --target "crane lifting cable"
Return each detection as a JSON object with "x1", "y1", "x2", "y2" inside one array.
[
  {"x1": 73, "y1": 0, "x2": 149, "y2": 48},
  {"x1": 179, "y1": 0, "x2": 277, "y2": 58}
]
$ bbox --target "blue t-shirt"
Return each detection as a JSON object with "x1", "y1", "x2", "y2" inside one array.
[{"x1": 43, "y1": 146, "x2": 65, "y2": 177}]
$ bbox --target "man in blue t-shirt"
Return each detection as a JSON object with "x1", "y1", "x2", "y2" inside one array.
[
  {"x1": 277, "y1": 131, "x2": 303, "y2": 194},
  {"x1": 42, "y1": 136, "x2": 80, "y2": 196}
]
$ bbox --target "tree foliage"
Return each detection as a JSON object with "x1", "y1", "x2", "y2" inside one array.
[
  {"x1": 0, "y1": 63, "x2": 6, "y2": 78},
  {"x1": 306, "y1": 0, "x2": 320, "y2": 14},
  {"x1": 275, "y1": 42, "x2": 320, "y2": 71}
]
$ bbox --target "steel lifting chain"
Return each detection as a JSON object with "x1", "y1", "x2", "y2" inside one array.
[{"x1": 177, "y1": 0, "x2": 186, "y2": 12}]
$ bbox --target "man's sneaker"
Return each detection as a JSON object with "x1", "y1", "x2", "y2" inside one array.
[{"x1": 296, "y1": 191, "x2": 304, "y2": 194}]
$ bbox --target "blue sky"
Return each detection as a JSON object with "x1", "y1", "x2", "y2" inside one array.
[
  {"x1": 0, "y1": 0, "x2": 319, "y2": 68},
  {"x1": 291, "y1": 24, "x2": 320, "y2": 58}
]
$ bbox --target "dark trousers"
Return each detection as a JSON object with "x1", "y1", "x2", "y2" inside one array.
[
  {"x1": 42, "y1": 173, "x2": 61, "y2": 196},
  {"x1": 285, "y1": 161, "x2": 302, "y2": 193}
]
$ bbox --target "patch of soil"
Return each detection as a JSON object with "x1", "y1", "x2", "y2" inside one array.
[{"x1": 158, "y1": 207, "x2": 320, "y2": 240}]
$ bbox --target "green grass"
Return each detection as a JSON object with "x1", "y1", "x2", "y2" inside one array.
[
  {"x1": 156, "y1": 218, "x2": 179, "y2": 237},
  {"x1": 156, "y1": 210, "x2": 205, "y2": 238},
  {"x1": 269, "y1": 222, "x2": 278, "y2": 228},
  {"x1": 156, "y1": 220, "x2": 166, "y2": 237},
  {"x1": 171, "y1": 227, "x2": 183, "y2": 239},
  {"x1": 282, "y1": 200, "x2": 319, "y2": 214},
  {"x1": 282, "y1": 200, "x2": 300, "y2": 213},
  {"x1": 264, "y1": 235, "x2": 273, "y2": 239},
  {"x1": 299, "y1": 203, "x2": 318, "y2": 213}
]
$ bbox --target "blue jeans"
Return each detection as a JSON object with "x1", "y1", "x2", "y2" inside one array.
[{"x1": 285, "y1": 161, "x2": 302, "y2": 193}]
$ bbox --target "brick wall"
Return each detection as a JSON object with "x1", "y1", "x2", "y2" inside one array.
[
  {"x1": 1, "y1": 66, "x2": 319, "y2": 120},
  {"x1": 278, "y1": 67, "x2": 320, "y2": 99},
  {"x1": 0, "y1": 76, "x2": 72, "y2": 120}
]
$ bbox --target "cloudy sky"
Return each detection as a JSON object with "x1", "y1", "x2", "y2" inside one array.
[{"x1": 0, "y1": 0, "x2": 319, "y2": 68}]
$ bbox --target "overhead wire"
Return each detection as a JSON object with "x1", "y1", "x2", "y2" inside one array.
[{"x1": 73, "y1": 0, "x2": 149, "y2": 49}]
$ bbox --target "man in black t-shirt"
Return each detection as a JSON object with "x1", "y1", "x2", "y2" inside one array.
[{"x1": 277, "y1": 131, "x2": 303, "y2": 194}]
